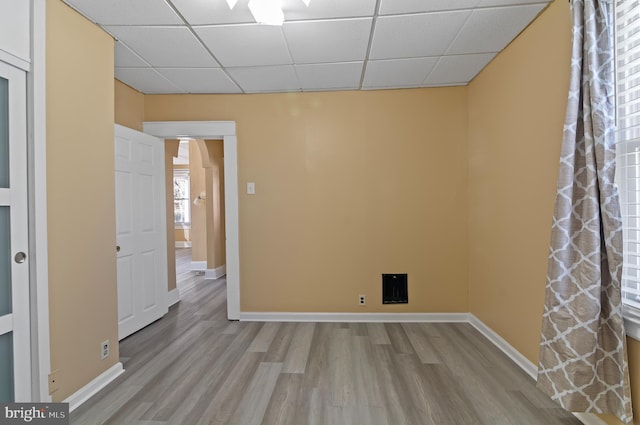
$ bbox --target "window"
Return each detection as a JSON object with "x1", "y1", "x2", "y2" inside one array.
[
  {"x1": 615, "y1": 0, "x2": 640, "y2": 336},
  {"x1": 173, "y1": 170, "x2": 190, "y2": 228}
]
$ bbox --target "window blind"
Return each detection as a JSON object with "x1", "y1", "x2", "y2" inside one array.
[{"x1": 616, "y1": 0, "x2": 640, "y2": 311}]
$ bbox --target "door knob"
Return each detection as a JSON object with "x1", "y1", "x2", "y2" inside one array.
[
  {"x1": 116, "y1": 245, "x2": 121, "y2": 253},
  {"x1": 14, "y1": 252, "x2": 26, "y2": 264}
]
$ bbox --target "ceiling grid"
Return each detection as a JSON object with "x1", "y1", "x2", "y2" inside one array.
[{"x1": 63, "y1": 0, "x2": 551, "y2": 94}]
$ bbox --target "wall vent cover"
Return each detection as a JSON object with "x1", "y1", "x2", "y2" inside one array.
[{"x1": 382, "y1": 274, "x2": 408, "y2": 304}]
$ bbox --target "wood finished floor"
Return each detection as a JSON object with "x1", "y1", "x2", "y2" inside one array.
[{"x1": 70, "y1": 249, "x2": 582, "y2": 425}]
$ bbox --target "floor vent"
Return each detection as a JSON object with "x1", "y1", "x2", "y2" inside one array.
[{"x1": 382, "y1": 274, "x2": 408, "y2": 304}]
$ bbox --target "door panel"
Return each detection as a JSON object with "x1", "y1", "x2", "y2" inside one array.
[
  {"x1": 115, "y1": 124, "x2": 168, "y2": 340},
  {"x1": 0, "y1": 61, "x2": 30, "y2": 402},
  {"x1": 0, "y1": 206, "x2": 11, "y2": 316},
  {"x1": 0, "y1": 332, "x2": 13, "y2": 401}
]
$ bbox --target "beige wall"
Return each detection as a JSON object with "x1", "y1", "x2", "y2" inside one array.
[
  {"x1": 46, "y1": 0, "x2": 118, "y2": 401},
  {"x1": 145, "y1": 88, "x2": 469, "y2": 312},
  {"x1": 114, "y1": 79, "x2": 144, "y2": 132},
  {"x1": 108, "y1": 3, "x2": 638, "y2": 421},
  {"x1": 202, "y1": 140, "x2": 225, "y2": 270},
  {"x1": 468, "y1": 0, "x2": 570, "y2": 364},
  {"x1": 467, "y1": 1, "x2": 639, "y2": 423},
  {"x1": 175, "y1": 228, "x2": 189, "y2": 242}
]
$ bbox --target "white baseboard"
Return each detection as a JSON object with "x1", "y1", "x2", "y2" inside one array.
[
  {"x1": 572, "y1": 412, "x2": 608, "y2": 425},
  {"x1": 167, "y1": 288, "x2": 180, "y2": 307},
  {"x1": 175, "y1": 241, "x2": 192, "y2": 248},
  {"x1": 468, "y1": 314, "x2": 537, "y2": 379},
  {"x1": 239, "y1": 312, "x2": 470, "y2": 323},
  {"x1": 64, "y1": 362, "x2": 124, "y2": 412},
  {"x1": 205, "y1": 265, "x2": 226, "y2": 280},
  {"x1": 190, "y1": 261, "x2": 207, "y2": 272},
  {"x1": 468, "y1": 314, "x2": 607, "y2": 425}
]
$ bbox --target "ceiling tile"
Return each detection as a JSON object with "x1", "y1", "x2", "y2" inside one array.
[
  {"x1": 363, "y1": 57, "x2": 439, "y2": 89},
  {"x1": 282, "y1": 0, "x2": 376, "y2": 20},
  {"x1": 156, "y1": 68, "x2": 242, "y2": 93},
  {"x1": 106, "y1": 26, "x2": 219, "y2": 68},
  {"x1": 64, "y1": 0, "x2": 182, "y2": 25},
  {"x1": 67, "y1": 0, "x2": 552, "y2": 94},
  {"x1": 170, "y1": 0, "x2": 255, "y2": 25},
  {"x1": 226, "y1": 66, "x2": 301, "y2": 93},
  {"x1": 379, "y1": 0, "x2": 481, "y2": 15},
  {"x1": 295, "y1": 62, "x2": 363, "y2": 91},
  {"x1": 446, "y1": 4, "x2": 546, "y2": 55},
  {"x1": 370, "y1": 11, "x2": 471, "y2": 60},
  {"x1": 114, "y1": 41, "x2": 149, "y2": 67},
  {"x1": 284, "y1": 18, "x2": 372, "y2": 64},
  {"x1": 115, "y1": 68, "x2": 186, "y2": 94},
  {"x1": 195, "y1": 24, "x2": 291, "y2": 67},
  {"x1": 479, "y1": 0, "x2": 549, "y2": 6},
  {"x1": 424, "y1": 53, "x2": 496, "y2": 85}
]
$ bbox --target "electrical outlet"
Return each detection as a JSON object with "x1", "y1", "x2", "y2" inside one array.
[
  {"x1": 359, "y1": 294, "x2": 366, "y2": 305},
  {"x1": 48, "y1": 369, "x2": 60, "y2": 395},
  {"x1": 101, "y1": 340, "x2": 110, "y2": 360}
]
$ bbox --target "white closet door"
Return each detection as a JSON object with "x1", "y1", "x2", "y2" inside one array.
[{"x1": 0, "y1": 61, "x2": 30, "y2": 402}]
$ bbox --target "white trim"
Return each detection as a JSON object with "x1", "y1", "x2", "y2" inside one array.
[
  {"x1": 144, "y1": 120, "x2": 236, "y2": 139},
  {"x1": 572, "y1": 413, "x2": 608, "y2": 425},
  {"x1": 239, "y1": 312, "x2": 471, "y2": 323},
  {"x1": 222, "y1": 134, "x2": 240, "y2": 320},
  {"x1": 468, "y1": 314, "x2": 537, "y2": 379},
  {"x1": 167, "y1": 288, "x2": 180, "y2": 307},
  {"x1": 205, "y1": 265, "x2": 226, "y2": 280},
  {"x1": 0, "y1": 314, "x2": 11, "y2": 335},
  {"x1": 64, "y1": 363, "x2": 124, "y2": 412},
  {"x1": 623, "y1": 307, "x2": 640, "y2": 341},
  {"x1": 29, "y1": 0, "x2": 50, "y2": 402},
  {"x1": 0, "y1": 49, "x2": 30, "y2": 72},
  {"x1": 190, "y1": 261, "x2": 207, "y2": 271},
  {"x1": 143, "y1": 121, "x2": 240, "y2": 320},
  {"x1": 175, "y1": 241, "x2": 192, "y2": 248},
  {"x1": 469, "y1": 315, "x2": 607, "y2": 425}
]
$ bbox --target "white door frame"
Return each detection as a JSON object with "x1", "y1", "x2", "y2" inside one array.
[
  {"x1": 143, "y1": 121, "x2": 240, "y2": 320},
  {"x1": 29, "y1": 0, "x2": 51, "y2": 403}
]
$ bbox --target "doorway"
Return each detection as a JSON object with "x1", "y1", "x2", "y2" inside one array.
[
  {"x1": 171, "y1": 139, "x2": 225, "y2": 293},
  {"x1": 144, "y1": 121, "x2": 240, "y2": 320}
]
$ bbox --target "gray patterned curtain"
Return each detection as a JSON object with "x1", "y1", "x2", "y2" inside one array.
[{"x1": 536, "y1": 0, "x2": 633, "y2": 423}]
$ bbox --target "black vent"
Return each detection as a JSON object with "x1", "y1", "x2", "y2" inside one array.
[{"x1": 382, "y1": 274, "x2": 408, "y2": 304}]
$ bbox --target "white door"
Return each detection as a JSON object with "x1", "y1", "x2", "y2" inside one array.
[
  {"x1": 0, "y1": 61, "x2": 30, "y2": 401},
  {"x1": 115, "y1": 124, "x2": 168, "y2": 340}
]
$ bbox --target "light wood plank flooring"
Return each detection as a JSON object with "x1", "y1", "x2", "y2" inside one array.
[
  {"x1": 70, "y1": 251, "x2": 582, "y2": 425},
  {"x1": 175, "y1": 248, "x2": 204, "y2": 294}
]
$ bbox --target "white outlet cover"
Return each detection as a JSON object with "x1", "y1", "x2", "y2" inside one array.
[{"x1": 101, "y1": 340, "x2": 110, "y2": 359}]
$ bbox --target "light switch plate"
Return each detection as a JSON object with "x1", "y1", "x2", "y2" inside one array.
[{"x1": 247, "y1": 182, "x2": 255, "y2": 195}]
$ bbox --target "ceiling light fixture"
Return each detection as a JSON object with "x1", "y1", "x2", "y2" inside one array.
[
  {"x1": 248, "y1": 0, "x2": 284, "y2": 25},
  {"x1": 226, "y1": 0, "x2": 238, "y2": 9}
]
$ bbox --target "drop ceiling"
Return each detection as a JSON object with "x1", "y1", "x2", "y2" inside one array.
[{"x1": 62, "y1": 0, "x2": 551, "y2": 94}]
